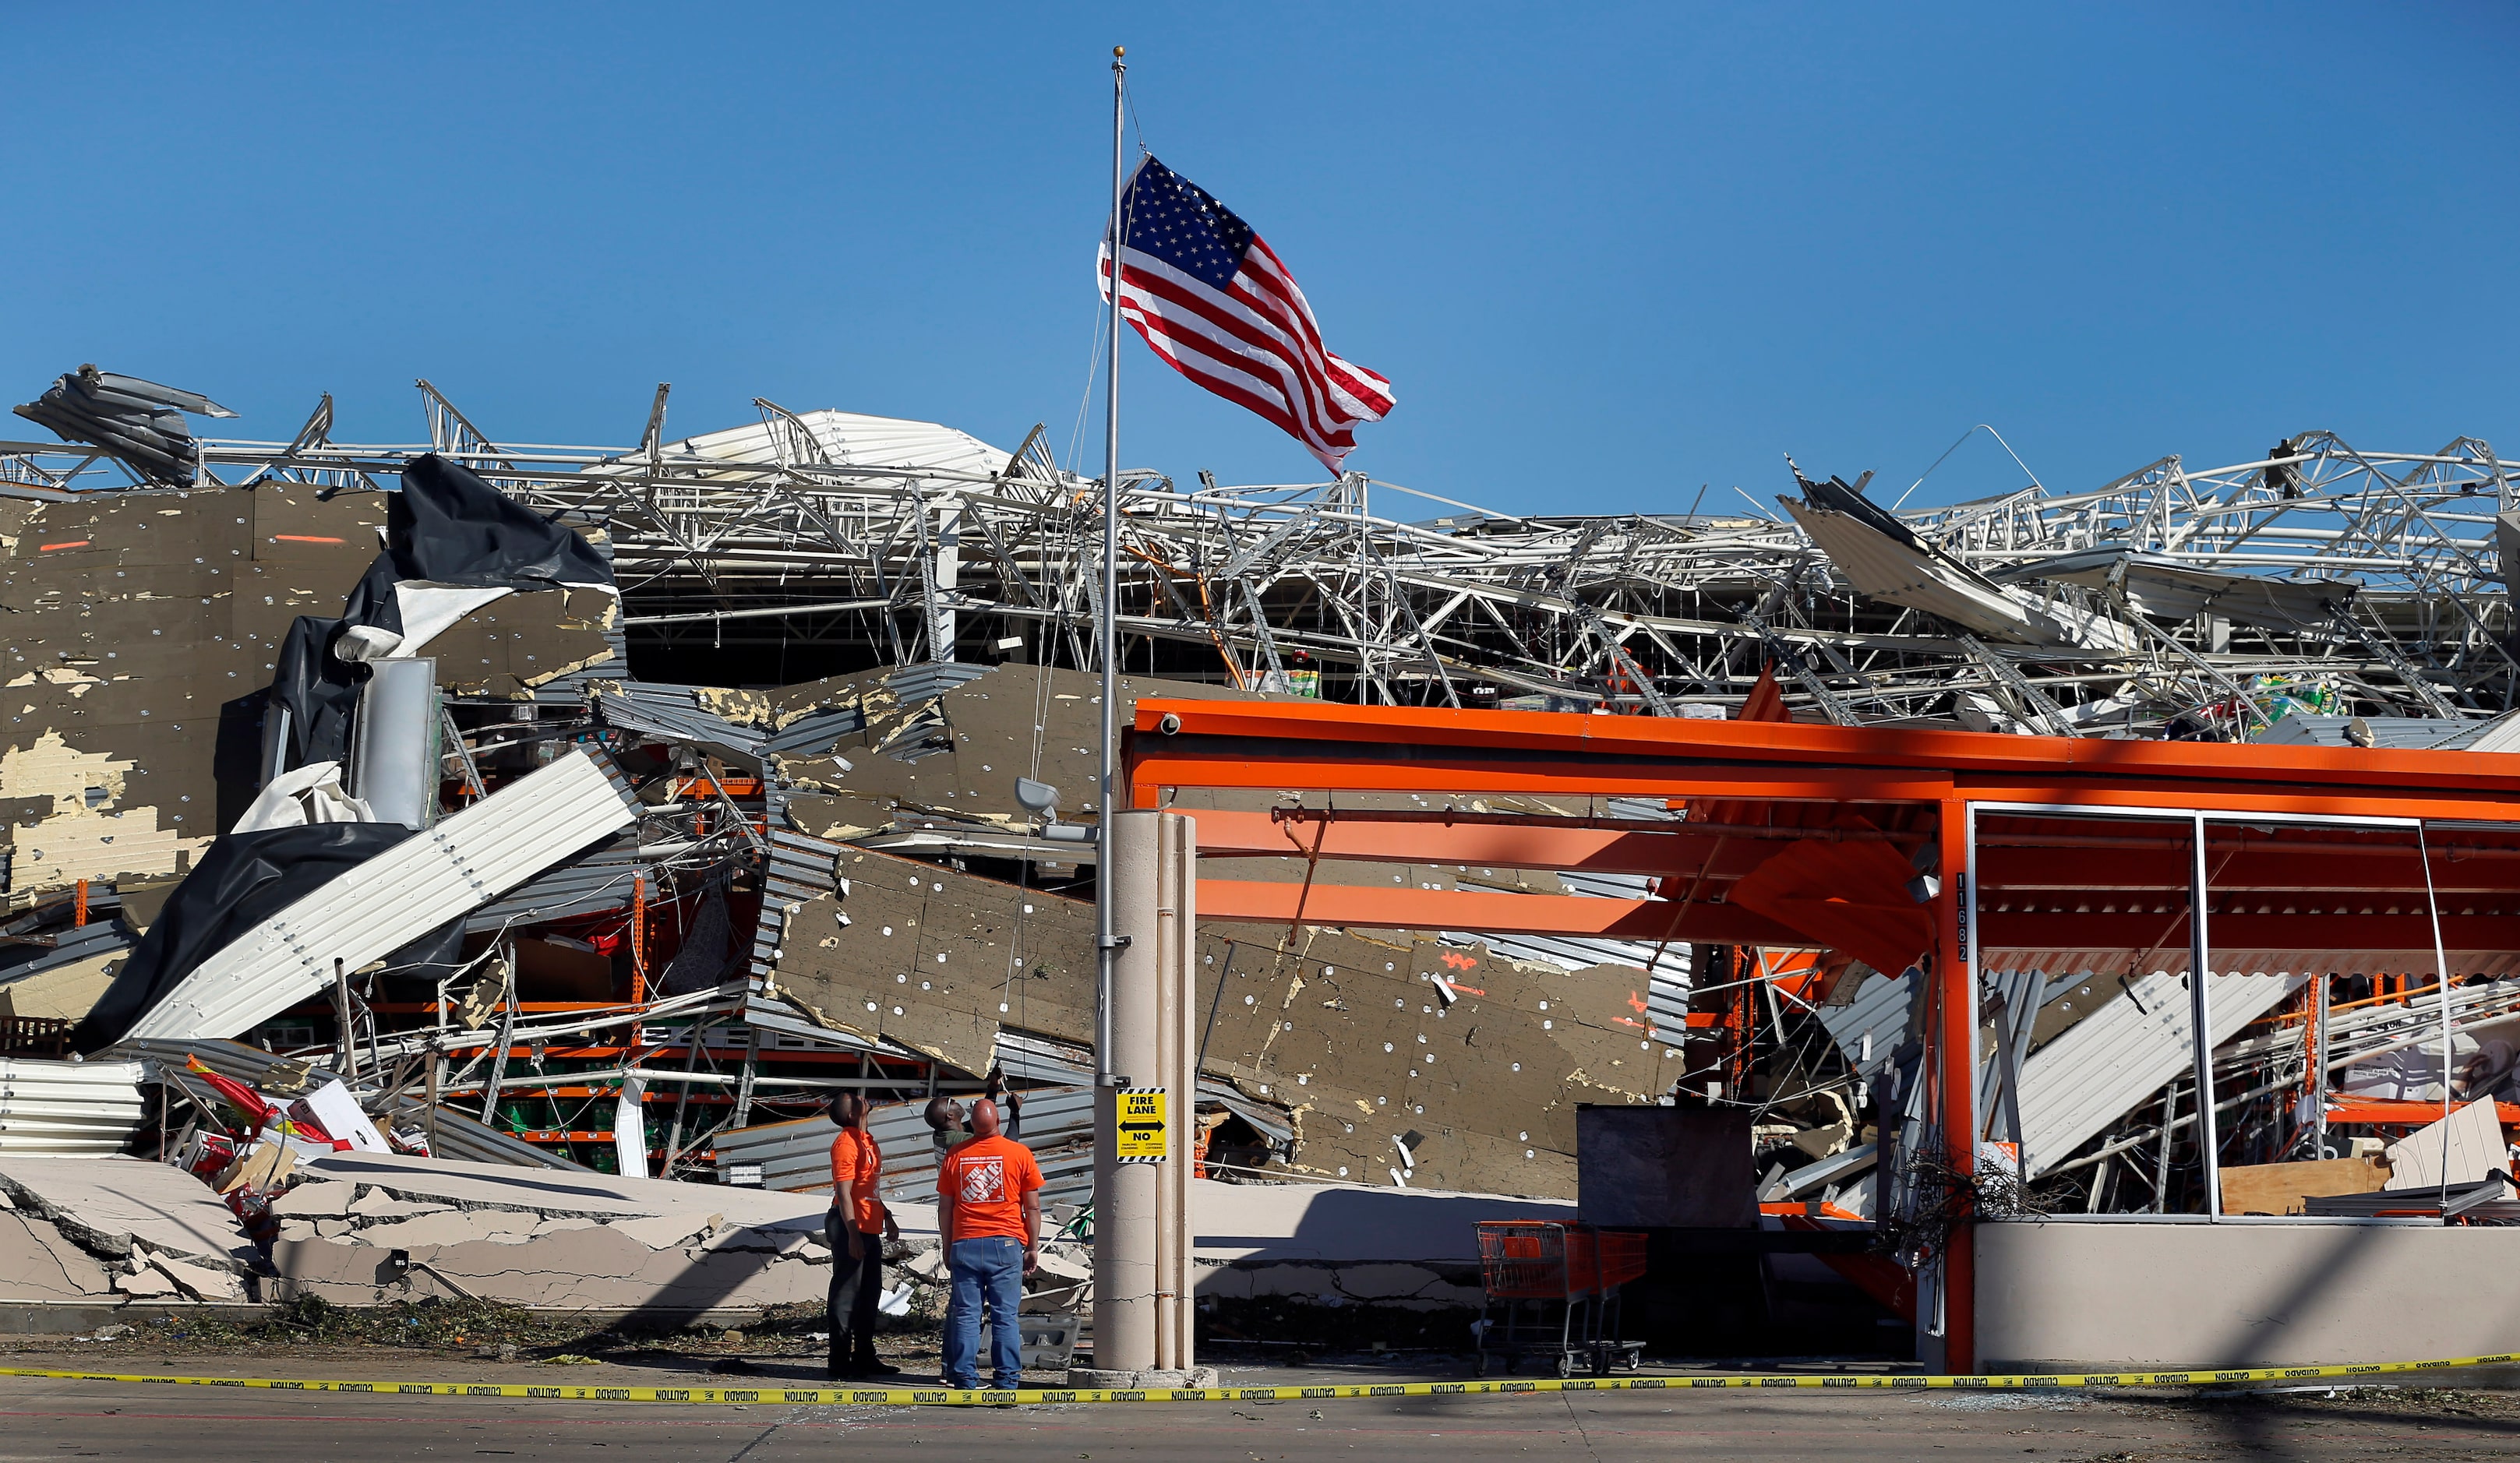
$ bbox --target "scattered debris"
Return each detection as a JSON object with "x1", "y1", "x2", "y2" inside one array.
[{"x1": 4, "y1": 372, "x2": 2518, "y2": 1368}]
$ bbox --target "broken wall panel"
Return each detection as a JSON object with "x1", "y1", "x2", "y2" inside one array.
[
  {"x1": 419, "y1": 583, "x2": 619, "y2": 700},
  {"x1": 764, "y1": 664, "x2": 1278, "y2": 822},
  {"x1": 0, "y1": 732, "x2": 208, "y2": 896},
  {"x1": 1, "y1": 485, "x2": 385, "y2": 904},
  {"x1": 761, "y1": 841, "x2": 1666, "y2": 1198},
  {"x1": 0, "y1": 950, "x2": 123, "y2": 1024},
  {"x1": 1196, "y1": 922, "x2": 1669, "y2": 1195}
]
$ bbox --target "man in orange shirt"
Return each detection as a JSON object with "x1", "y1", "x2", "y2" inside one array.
[
  {"x1": 934, "y1": 1097, "x2": 1042, "y2": 1391},
  {"x1": 826, "y1": 1094, "x2": 901, "y2": 1380}
]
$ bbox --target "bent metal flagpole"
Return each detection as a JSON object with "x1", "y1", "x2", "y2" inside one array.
[{"x1": 1096, "y1": 46, "x2": 1126, "y2": 1089}]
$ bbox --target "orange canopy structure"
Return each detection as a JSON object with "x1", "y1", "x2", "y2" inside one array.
[{"x1": 1127, "y1": 696, "x2": 2520, "y2": 1370}]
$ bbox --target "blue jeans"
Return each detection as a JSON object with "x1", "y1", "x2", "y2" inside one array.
[{"x1": 942, "y1": 1236, "x2": 1025, "y2": 1389}]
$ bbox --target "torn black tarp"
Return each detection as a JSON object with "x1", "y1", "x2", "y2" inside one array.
[
  {"x1": 393, "y1": 454, "x2": 613, "y2": 590},
  {"x1": 266, "y1": 614, "x2": 366, "y2": 775},
  {"x1": 259, "y1": 458, "x2": 614, "y2": 780},
  {"x1": 260, "y1": 555, "x2": 413, "y2": 773},
  {"x1": 74, "y1": 822, "x2": 422, "y2": 1052}
]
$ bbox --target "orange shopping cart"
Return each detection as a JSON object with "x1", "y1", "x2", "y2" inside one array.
[{"x1": 1473, "y1": 1220, "x2": 1648, "y2": 1377}]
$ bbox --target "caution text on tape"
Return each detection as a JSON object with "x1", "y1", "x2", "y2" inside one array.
[{"x1": 0, "y1": 1351, "x2": 2513, "y2": 1406}]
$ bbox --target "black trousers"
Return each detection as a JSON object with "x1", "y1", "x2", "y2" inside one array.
[{"x1": 825, "y1": 1211, "x2": 883, "y2": 1373}]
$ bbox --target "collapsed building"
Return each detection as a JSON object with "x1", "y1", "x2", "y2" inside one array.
[{"x1": 3, "y1": 372, "x2": 2518, "y2": 1366}]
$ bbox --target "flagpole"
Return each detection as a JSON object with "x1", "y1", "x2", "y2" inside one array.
[{"x1": 1095, "y1": 44, "x2": 1126, "y2": 1090}]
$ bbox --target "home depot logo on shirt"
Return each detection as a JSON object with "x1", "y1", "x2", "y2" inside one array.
[{"x1": 957, "y1": 1155, "x2": 1008, "y2": 1205}]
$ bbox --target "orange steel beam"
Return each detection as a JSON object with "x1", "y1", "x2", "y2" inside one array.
[
  {"x1": 1144, "y1": 749, "x2": 2520, "y2": 826},
  {"x1": 672, "y1": 776, "x2": 764, "y2": 798},
  {"x1": 1951, "y1": 780, "x2": 2520, "y2": 824},
  {"x1": 1193, "y1": 810, "x2": 2520, "y2": 896},
  {"x1": 2327, "y1": 1098, "x2": 2520, "y2": 1127},
  {"x1": 1135, "y1": 755, "x2": 1953, "y2": 807},
  {"x1": 1145, "y1": 757, "x2": 2520, "y2": 830},
  {"x1": 1198, "y1": 880, "x2": 1808, "y2": 944},
  {"x1": 1932, "y1": 795, "x2": 1973, "y2": 1373},
  {"x1": 1185, "y1": 808, "x2": 1759, "y2": 876},
  {"x1": 1128, "y1": 699, "x2": 2520, "y2": 800},
  {"x1": 1978, "y1": 911, "x2": 2520, "y2": 951},
  {"x1": 1978, "y1": 849, "x2": 2520, "y2": 897}
]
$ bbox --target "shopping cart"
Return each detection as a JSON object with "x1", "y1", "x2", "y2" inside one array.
[{"x1": 1473, "y1": 1220, "x2": 1649, "y2": 1377}]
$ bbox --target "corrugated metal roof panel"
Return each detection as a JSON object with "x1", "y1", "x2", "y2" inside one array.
[
  {"x1": 128, "y1": 751, "x2": 639, "y2": 1042},
  {"x1": 466, "y1": 837, "x2": 654, "y2": 931},
  {"x1": 732, "y1": 988, "x2": 884, "y2": 1054},
  {"x1": 0, "y1": 1058, "x2": 156, "y2": 1156},
  {"x1": 1816, "y1": 969, "x2": 1918, "y2": 1081},
  {"x1": 595, "y1": 683, "x2": 768, "y2": 756},
  {"x1": 0, "y1": 920, "x2": 132, "y2": 982},
  {"x1": 2004, "y1": 549, "x2": 2354, "y2": 632},
  {"x1": 2251, "y1": 714, "x2": 2497, "y2": 750},
  {"x1": 1786, "y1": 497, "x2": 2134, "y2": 650},
  {"x1": 2017, "y1": 969, "x2": 2302, "y2": 1177},
  {"x1": 715, "y1": 1084, "x2": 1098, "y2": 1207},
  {"x1": 662, "y1": 410, "x2": 1012, "y2": 486},
  {"x1": 761, "y1": 705, "x2": 867, "y2": 756}
]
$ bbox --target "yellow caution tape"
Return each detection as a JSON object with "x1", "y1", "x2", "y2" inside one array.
[{"x1": 0, "y1": 1352, "x2": 2512, "y2": 1405}]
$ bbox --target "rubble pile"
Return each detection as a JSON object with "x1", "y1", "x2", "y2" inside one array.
[
  {"x1": 1, "y1": 368, "x2": 2515, "y2": 1334},
  {"x1": 0, "y1": 1155, "x2": 255, "y2": 1304},
  {"x1": 266, "y1": 1151, "x2": 845, "y2": 1312}
]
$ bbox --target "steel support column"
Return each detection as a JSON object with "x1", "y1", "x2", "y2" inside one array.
[{"x1": 1931, "y1": 795, "x2": 1976, "y2": 1373}]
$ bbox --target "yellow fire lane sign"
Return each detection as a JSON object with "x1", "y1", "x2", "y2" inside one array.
[{"x1": 1114, "y1": 1085, "x2": 1166, "y2": 1163}]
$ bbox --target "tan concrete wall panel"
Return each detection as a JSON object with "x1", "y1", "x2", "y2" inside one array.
[{"x1": 1976, "y1": 1218, "x2": 2520, "y2": 1370}]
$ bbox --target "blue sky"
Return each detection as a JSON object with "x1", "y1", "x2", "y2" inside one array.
[{"x1": 5, "y1": 3, "x2": 2513, "y2": 516}]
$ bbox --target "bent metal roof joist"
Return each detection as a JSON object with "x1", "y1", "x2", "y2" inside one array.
[
  {"x1": 9, "y1": 379, "x2": 2511, "y2": 731},
  {"x1": 124, "y1": 749, "x2": 639, "y2": 1044}
]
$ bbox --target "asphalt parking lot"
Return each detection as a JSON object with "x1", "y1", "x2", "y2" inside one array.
[{"x1": 5, "y1": 1347, "x2": 2520, "y2": 1461}]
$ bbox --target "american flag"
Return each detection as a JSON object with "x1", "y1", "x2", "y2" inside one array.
[{"x1": 1099, "y1": 157, "x2": 1395, "y2": 474}]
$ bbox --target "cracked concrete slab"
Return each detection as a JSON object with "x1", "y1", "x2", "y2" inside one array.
[
  {"x1": 267, "y1": 1214, "x2": 831, "y2": 1312},
  {"x1": 0, "y1": 1211, "x2": 112, "y2": 1300},
  {"x1": 259, "y1": 1150, "x2": 844, "y2": 1312},
  {"x1": 113, "y1": 1267, "x2": 179, "y2": 1299},
  {"x1": 0, "y1": 1155, "x2": 255, "y2": 1271},
  {"x1": 1192, "y1": 1260, "x2": 1481, "y2": 1310},
  {"x1": 150, "y1": 1253, "x2": 245, "y2": 1301},
  {"x1": 344, "y1": 1190, "x2": 450, "y2": 1219},
  {"x1": 268, "y1": 1183, "x2": 357, "y2": 1223},
  {"x1": 349, "y1": 1209, "x2": 513, "y2": 1250},
  {"x1": 605, "y1": 1211, "x2": 718, "y2": 1250}
]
